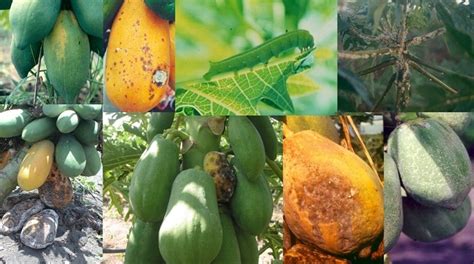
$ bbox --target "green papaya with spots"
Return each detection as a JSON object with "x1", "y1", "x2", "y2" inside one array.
[{"x1": 383, "y1": 153, "x2": 402, "y2": 252}]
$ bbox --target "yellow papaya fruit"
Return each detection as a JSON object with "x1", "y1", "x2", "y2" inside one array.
[{"x1": 18, "y1": 140, "x2": 55, "y2": 191}]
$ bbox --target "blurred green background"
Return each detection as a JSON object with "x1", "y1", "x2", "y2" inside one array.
[{"x1": 176, "y1": 0, "x2": 338, "y2": 115}]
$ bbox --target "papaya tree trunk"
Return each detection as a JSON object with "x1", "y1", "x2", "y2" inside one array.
[{"x1": 0, "y1": 147, "x2": 28, "y2": 204}]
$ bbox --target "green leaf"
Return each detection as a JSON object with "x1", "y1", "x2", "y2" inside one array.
[
  {"x1": 176, "y1": 51, "x2": 314, "y2": 115},
  {"x1": 287, "y1": 73, "x2": 320, "y2": 97},
  {"x1": 103, "y1": 140, "x2": 145, "y2": 172}
]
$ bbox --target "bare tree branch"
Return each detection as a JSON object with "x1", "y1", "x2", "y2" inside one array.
[
  {"x1": 409, "y1": 61, "x2": 458, "y2": 94},
  {"x1": 339, "y1": 48, "x2": 397, "y2": 60},
  {"x1": 358, "y1": 59, "x2": 396, "y2": 76},
  {"x1": 372, "y1": 72, "x2": 397, "y2": 111},
  {"x1": 406, "y1": 27, "x2": 446, "y2": 46}
]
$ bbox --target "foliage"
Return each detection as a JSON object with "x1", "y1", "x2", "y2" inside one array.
[{"x1": 339, "y1": 0, "x2": 474, "y2": 112}]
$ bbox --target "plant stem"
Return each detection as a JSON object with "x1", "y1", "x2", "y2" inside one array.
[
  {"x1": 406, "y1": 27, "x2": 446, "y2": 46},
  {"x1": 358, "y1": 59, "x2": 396, "y2": 76},
  {"x1": 266, "y1": 157, "x2": 282, "y2": 181},
  {"x1": 33, "y1": 45, "x2": 43, "y2": 105},
  {"x1": 338, "y1": 116, "x2": 354, "y2": 152},
  {"x1": 339, "y1": 48, "x2": 397, "y2": 60},
  {"x1": 372, "y1": 72, "x2": 397, "y2": 111},
  {"x1": 409, "y1": 61, "x2": 458, "y2": 94}
]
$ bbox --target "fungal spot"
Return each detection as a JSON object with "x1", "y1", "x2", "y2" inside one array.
[{"x1": 152, "y1": 70, "x2": 168, "y2": 87}]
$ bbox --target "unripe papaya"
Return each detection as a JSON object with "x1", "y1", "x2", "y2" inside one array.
[
  {"x1": 129, "y1": 136, "x2": 179, "y2": 222},
  {"x1": 248, "y1": 116, "x2": 278, "y2": 160},
  {"x1": 82, "y1": 145, "x2": 101, "y2": 176},
  {"x1": 159, "y1": 169, "x2": 223, "y2": 264},
  {"x1": 73, "y1": 105, "x2": 102, "y2": 120},
  {"x1": 228, "y1": 116, "x2": 265, "y2": 182},
  {"x1": 388, "y1": 118, "x2": 471, "y2": 209},
  {"x1": 56, "y1": 110, "x2": 80, "y2": 133},
  {"x1": 10, "y1": 39, "x2": 40, "y2": 78},
  {"x1": 0, "y1": 109, "x2": 33, "y2": 138},
  {"x1": 104, "y1": 0, "x2": 123, "y2": 31},
  {"x1": 42, "y1": 104, "x2": 70, "y2": 118},
  {"x1": 235, "y1": 226, "x2": 259, "y2": 264},
  {"x1": 0, "y1": 0, "x2": 12, "y2": 9},
  {"x1": 183, "y1": 117, "x2": 220, "y2": 169},
  {"x1": 212, "y1": 212, "x2": 241, "y2": 264},
  {"x1": 402, "y1": 196, "x2": 471, "y2": 242},
  {"x1": 146, "y1": 112, "x2": 175, "y2": 142},
  {"x1": 44, "y1": 11, "x2": 90, "y2": 103},
  {"x1": 71, "y1": 0, "x2": 103, "y2": 38},
  {"x1": 17, "y1": 140, "x2": 55, "y2": 191},
  {"x1": 144, "y1": 0, "x2": 175, "y2": 21},
  {"x1": 284, "y1": 130, "x2": 383, "y2": 255},
  {"x1": 55, "y1": 135, "x2": 86, "y2": 177},
  {"x1": 124, "y1": 219, "x2": 165, "y2": 264},
  {"x1": 21, "y1": 117, "x2": 56, "y2": 143},
  {"x1": 384, "y1": 153, "x2": 402, "y2": 253},
  {"x1": 9, "y1": 0, "x2": 60, "y2": 49},
  {"x1": 419, "y1": 112, "x2": 471, "y2": 135},
  {"x1": 74, "y1": 120, "x2": 100, "y2": 146}
]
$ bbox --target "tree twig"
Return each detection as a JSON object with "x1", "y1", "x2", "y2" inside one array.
[
  {"x1": 406, "y1": 27, "x2": 446, "y2": 46},
  {"x1": 409, "y1": 61, "x2": 458, "y2": 94},
  {"x1": 358, "y1": 59, "x2": 396, "y2": 76},
  {"x1": 372, "y1": 72, "x2": 397, "y2": 112},
  {"x1": 406, "y1": 53, "x2": 474, "y2": 81},
  {"x1": 266, "y1": 157, "x2": 282, "y2": 181},
  {"x1": 338, "y1": 116, "x2": 354, "y2": 152},
  {"x1": 33, "y1": 44, "x2": 43, "y2": 105},
  {"x1": 103, "y1": 248, "x2": 126, "y2": 254},
  {"x1": 339, "y1": 48, "x2": 397, "y2": 60}
]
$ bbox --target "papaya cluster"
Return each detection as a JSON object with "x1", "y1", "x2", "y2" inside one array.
[
  {"x1": 0, "y1": 105, "x2": 102, "y2": 208},
  {"x1": 125, "y1": 115, "x2": 279, "y2": 264},
  {"x1": 6, "y1": 0, "x2": 102, "y2": 103},
  {"x1": 105, "y1": 0, "x2": 175, "y2": 112},
  {"x1": 385, "y1": 113, "x2": 473, "y2": 252}
]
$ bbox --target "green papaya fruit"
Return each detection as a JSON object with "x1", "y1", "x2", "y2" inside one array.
[
  {"x1": 73, "y1": 104, "x2": 102, "y2": 120},
  {"x1": 235, "y1": 227, "x2": 259, "y2": 264},
  {"x1": 183, "y1": 117, "x2": 221, "y2": 169},
  {"x1": 144, "y1": 0, "x2": 175, "y2": 21},
  {"x1": 248, "y1": 116, "x2": 278, "y2": 160},
  {"x1": 159, "y1": 169, "x2": 223, "y2": 264},
  {"x1": 402, "y1": 196, "x2": 471, "y2": 242},
  {"x1": 228, "y1": 116, "x2": 265, "y2": 182},
  {"x1": 383, "y1": 153, "x2": 402, "y2": 253},
  {"x1": 10, "y1": 39, "x2": 40, "y2": 78},
  {"x1": 56, "y1": 110, "x2": 79, "y2": 133},
  {"x1": 388, "y1": 118, "x2": 471, "y2": 209},
  {"x1": 129, "y1": 136, "x2": 179, "y2": 222},
  {"x1": 9, "y1": 0, "x2": 61, "y2": 49},
  {"x1": 0, "y1": 109, "x2": 33, "y2": 138},
  {"x1": 419, "y1": 112, "x2": 471, "y2": 135},
  {"x1": 55, "y1": 135, "x2": 86, "y2": 177},
  {"x1": 21, "y1": 117, "x2": 56, "y2": 143},
  {"x1": 71, "y1": 0, "x2": 103, "y2": 38},
  {"x1": 74, "y1": 120, "x2": 100, "y2": 146},
  {"x1": 212, "y1": 212, "x2": 241, "y2": 264},
  {"x1": 124, "y1": 219, "x2": 165, "y2": 264},
  {"x1": 230, "y1": 168, "x2": 273, "y2": 235},
  {"x1": 82, "y1": 145, "x2": 101, "y2": 176},
  {"x1": 146, "y1": 112, "x2": 175, "y2": 142},
  {"x1": 42, "y1": 104, "x2": 70, "y2": 118},
  {"x1": 104, "y1": 0, "x2": 123, "y2": 31},
  {"x1": 0, "y1": 0, "x2": 12, "y2": 9},
  {"x1": 89, "y1": 35, "x2": 104, "y2": 57},
  {"x1": 44, "y1": 11, "x2": 90, "y2": 103}
]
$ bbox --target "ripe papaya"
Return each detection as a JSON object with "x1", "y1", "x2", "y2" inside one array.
[
  {"x1": 285, "y1": 116, "x2": 339, "y2": 143},
  {"x1": 146, "y1": 112, "x2": 175, "y2": 142},
  {"x1": 402, "y1": 196, "x2": 471, "y2": 242},
  {"x1": 203, "y1": 151, "x2": 236, "y2": 203},
  {"x1": 0, "y1": 0, "x2": 12, "y2": 9},
  {"x1": 106, "y1": 0, "x2": 171, "y2": 112},
  {"x1": 235, "y1": 227, "x2": 259, "y2": 264},
  {"x1": 212, "y1": 212, "x2": 241, "y2": 264},
  {"x1": 104, "y1": 0, "x2": 123, "y2": 31},
  {"x1": 248, "y1": 116, "x2": 278, "y2": 160},
  {"x1": 419, "y1": 112, "x2": 471, "y2": 135},
  {"x1": 21, "y1": 117, "x2": 56, "y2": 143},
  {"x1": 228, "y1": 116, "x2": 265, "y2": 182},
  {"x1": 74, "y1": 120, "x2": 100, "y2": 146},
  {"x1": 73, "y1": 105, "x2": 102, "y2": 120},
  {"x1": 284, "y1": 130, "x2": 383, "y2": 255},
  {"x1": 9, "y1": 0, "x2": 60, "y2": 49},
  {"x1": 44, "y1": 11, "x2": 90, "y2": 103},
  {"x1": 0, "y1": 109, "x2": 33, "y2": 138},
  {"x1": 17, "y1": 140, "x2": 55, "y2": 191},
  {"x1": 159, "y1": 169, "x2": 223, "y2": 264},
  {"x1": 10, "y1": 39, "x2": 40, "y2": 78},
  {"x1": 124, "y1": 219, "x2": 165, "y2": 264},
  {"x1": 56, "y1": 110, "x2": 80, "y2": 133},
  {"x1": 144, "y1": 0, "x2": 175, "y2": 21},
  {"x1": 42, "y1": 104, "x2": 70, "y2": 118},
  {"x1": 388, "y1": 118, "x2": 471, "y2": 209},
  {"x1": 89, "y1": 35, "x2": 105, "y2": 57},
  {"x1": 183, "y1": 117, "x2": 221, "y2": 169},
  {"x1": 82, "y1": 145, "x2": 101, "y2": 176},
  {"x1": 55, "y1": 135, "x2": 86, "y2": 177},
  {"x1": 129, "y1": 136, "x2": 179, "y2": 222},
  {"x1": 71, "y1": 0, "x2": 103, "y2": 38},
  {"x1": 230, "y1": 167, "x2": 273, "y2": 235},
  {"x1": 384, "y1": 153, "x2": 402, "y2": 253}
]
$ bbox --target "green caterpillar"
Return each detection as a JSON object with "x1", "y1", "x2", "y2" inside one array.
[{"x1": 203, "y1": 29, "x2": 314, "y2": 80}]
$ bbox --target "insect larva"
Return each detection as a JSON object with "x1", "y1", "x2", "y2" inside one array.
[{"x1": 203, "y1": 29, "x2": 314, "y2": 80}]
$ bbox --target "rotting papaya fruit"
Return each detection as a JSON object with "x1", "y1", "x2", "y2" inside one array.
[
  {"x1": 71, "y1": 0, "x2": 103, "y2": 38},
  {"x1": 9, "y1": 0, "x2": 61, "y2": 49},
  {"x1": 124, "y1": 218, "x2": 165, "y2": 264},
  {"x1": 159, "y1": 168, "x2": 223, "y2": 264},
  {"x1": 284, "y1": 130, "x2": 383, "y2": 256},
  {"x1": 21, "y1": 117, "x2": 56, "y2": 143},
  {"x1": 183, "y1": 117, "x2": 221, "y2": 169},
  {"x1": 17, "y1": 140, "x2": 55, "y2": 191},
  {"x1": 129, "y1": 136, "x2": 179, "y2": 222},
  {"x1": 230, "y1": 167, "x2": 273, "y2": 236},
  {"x1": 38, "y1": 163, "x2": 73, "y2": 209},
  {"x1": 43, "y1": 11, "x2": 90, "y2": 103},
  {"x1": 388, "y1": 118, "x2": 471, "y2": 209},
  {"x1": 228, "y1": 116, "x2": 265, "y2": 182},
  {"x1": 203, "y1": 151, "x2": 236, "y2": 203},
  {"x1": 55, "y1": 135, "x2": 86, "y2": 177},
  {"x1": 10, "y1": 39, "x2": 40, "y2": 78},
  {"x1": 402, "y1": 196, "x2": 471, "y2": 242},
  {"x1": 106, "y1": 0, "x2": 171, "y2": 112},
  {"x1": 146, "y1": 112, "x2": 175, "y2": 142},
  {"x1": 284, "y1": 243, "x2": 350, "y2": 264},
  {"x1": 248, "y1": 116, "x2": 278, "y2": 160},
  {"x1": 212, "y1": 212, "x2": 241, "y2": 264},
  {"x1": 383, "y1": 153, "x2": 402, "y2": 253},
  {"x1": 0, "y1": 109, "x2": 33, "y2": 138},
  {"x1": 285, "y1": 116, "x2": 339, "y2": 143}
]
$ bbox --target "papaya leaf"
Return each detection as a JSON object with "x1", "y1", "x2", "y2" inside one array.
[
  {"x1": 175, "y1": 51, "x2": 313, "y2": 115},
  {"x1": 287, "y1": 73, "x2": 320, "y2": 97},
  {"x1": 102, "y1": 139, "x2": 145, "y2": 172}
]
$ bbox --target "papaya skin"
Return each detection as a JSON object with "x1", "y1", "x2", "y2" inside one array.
[{"x1": 106, "y1": 0, "x2": 171, "y2": 112}]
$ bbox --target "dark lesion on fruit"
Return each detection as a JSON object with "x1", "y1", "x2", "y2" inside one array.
[{"x1": 204, "y1": 151, "x2": 237, "y2": 203}]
